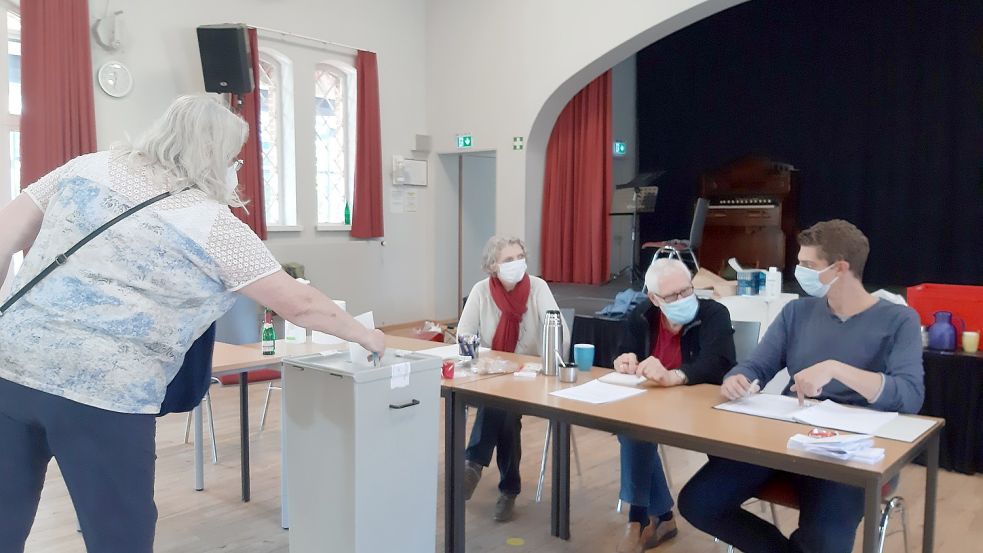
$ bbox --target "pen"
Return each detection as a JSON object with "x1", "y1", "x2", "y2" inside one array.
[{"x1": 744, "y1": 378, "x2": 760, "y2": 400}]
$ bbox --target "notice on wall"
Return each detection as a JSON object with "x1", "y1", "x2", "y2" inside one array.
[
  {"x1": 391, "y1": 188, "x2": 405, "y2": 213},
  {"x1": 390, "y1": 188, "x2": 419, "y2": 213}
]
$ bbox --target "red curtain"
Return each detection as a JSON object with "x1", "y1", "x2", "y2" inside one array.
[
  {"x1": 230, "y1": 28, "x2": 267, "y2": 240},
  {"x1": 351, "y1": 50, "x2": 384, "y2": 239},
  {"x1": 540, "y1": 71, "x2": 612, "y2": 285},
  {"x1": 20, "y1": 0, "x2": 96, "y2": 189}
]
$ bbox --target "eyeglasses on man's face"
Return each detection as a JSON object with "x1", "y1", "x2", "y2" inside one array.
[{"x1": 650, "y1": 285, "x2": 694, "y2": 304}]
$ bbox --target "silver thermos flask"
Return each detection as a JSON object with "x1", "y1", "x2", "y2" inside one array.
[{"x1": 541, "y1": 310, "x2": 563, "y2": 377}]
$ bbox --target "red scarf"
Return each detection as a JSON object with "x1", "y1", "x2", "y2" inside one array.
[{"x1": 489, "y1": 274, "x2": 531, "y2": 352}]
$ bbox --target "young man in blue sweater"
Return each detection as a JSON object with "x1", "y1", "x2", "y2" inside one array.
[{"x1": 678, "y1": 219, "x2": 924, "y2": 553}]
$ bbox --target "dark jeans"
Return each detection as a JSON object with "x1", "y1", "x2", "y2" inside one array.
[
  {"x1": 678, "y1": 457, "x2": 864, "y2": 553},
  {"x1": 465, "y1": 406, "x2": 522, "y2": 496},
  {"x1": 0, "y1": 378, "x2": 157, "y2": 553},
  {"x1": 618, "y1": 436, "x2": 673, "y2": 516}
]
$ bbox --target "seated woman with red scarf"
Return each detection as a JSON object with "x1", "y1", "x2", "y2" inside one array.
[
  {"x1": 612, "y1": 258, "x2": 736, "y2": 553},
  {"x1": 457, "y1": 236, "x2": 569, "y2": 523}
]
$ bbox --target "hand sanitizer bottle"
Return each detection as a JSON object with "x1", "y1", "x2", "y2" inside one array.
[{"x1": 765, "y1": 267, "x2": 782, "y2": 298}]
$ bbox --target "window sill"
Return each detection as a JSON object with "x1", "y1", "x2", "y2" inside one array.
[
  {"x1": 267, "y1": 225, "x2": 303, "y2": 232},
  {"x1": 316, "y1": 224, "x2": 352, "y2": 232}
]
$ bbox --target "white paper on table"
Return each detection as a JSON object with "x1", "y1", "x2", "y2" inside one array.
[
  {"x1": 549, "y1": 379, "x2": 646, "y2": 405},
  {"x1": 284, "y1": 320, "x2": 307, "y2": 342},
  {"x1": 420, "y1": 343, "x2": 490, "y2": 359},
  {"x1": 714, "y1": 393, "x2": 810, "y2": 422},
  {"x1": 874, "y1": 416, "x2": 937, "y2": 443},
  {"x1": 348, "y1": 311, "x2": 376, "y2": 365},
  {"x1": 715, "y1": 394, "x2": 898, "y2": 436},
  {"x1": 598, "y1": 372, "x2": 647, "y2": 387},
  {"x1": 793, "y1": 400, "x2": 898, "y2": 436},
  {"x1": 391, "y1": 362, "x2": 411, "y2": 389}
]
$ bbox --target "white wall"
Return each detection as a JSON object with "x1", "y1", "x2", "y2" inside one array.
[
  {"x1": 610, "y1": 55, "x2": 637, "y2": 275},
  {"x1": 426, "y1": 0, "x2": 745, "y2": 318},
  {"x1": 88, "y1": 0, "x2": 430, "y2": 326}
]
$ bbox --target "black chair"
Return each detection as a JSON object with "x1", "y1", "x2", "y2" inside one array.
[{"x1": 640, "y1": 197, "x2": 708, "y2": 275}]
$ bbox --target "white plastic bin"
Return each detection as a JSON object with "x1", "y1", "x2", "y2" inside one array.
[{"x1": 283, "y1": 350, "x2": 441, "y2": 553}]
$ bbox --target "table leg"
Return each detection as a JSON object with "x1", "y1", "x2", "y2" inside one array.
[
  {"x1": 193, "y1": 404, "x2": 204, "y2": 491},
  {"x1": 444, "y1": 392, "x2": 466, "y2": 553},
  {"x1": 861, "y1": 478, "x2": 880, "y2": 553},
  {"x1": 923, "y1": 431, "x2": 940, "y2": 553},
  {"x1": 239, "y1": 371, "x2": 250, "y2": 502},
  {"x1": 280, "y1": 364, "x2": 289, "y2": 529},
  {"x1": 550, "y1": 421, "x2": 571, "y2": 540}
]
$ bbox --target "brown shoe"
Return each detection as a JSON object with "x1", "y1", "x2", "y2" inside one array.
[
  {"x1": 462, "y1": 460, "x2": 483, "y2": 500},
  {"x1": 641, "y1": 516, "x2": 678, "y2": 549},
  {"x1": 493, "y1": 493, "x2": 517, "y2": 522},
  {"x1": 616, "y1": 522, "x2": 645, "y2": 553}
]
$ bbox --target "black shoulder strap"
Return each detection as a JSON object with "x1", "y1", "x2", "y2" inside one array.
[{"x1": 0, "y1": 188, "x2": 188, "y2": 316}]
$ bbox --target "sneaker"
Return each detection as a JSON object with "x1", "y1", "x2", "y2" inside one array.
[
  {"x1": 493, "y1": 493, "x2": 517, "y2": 522},
  {"x1": 462, "y1": 460, "x2": 483, "y2": 500},
  {"x1": 641, "y1": 515, "x2": 678, "y2": 549},
  {"x1": 615, "y1": 522, "x2": 645, "y2": 553}
]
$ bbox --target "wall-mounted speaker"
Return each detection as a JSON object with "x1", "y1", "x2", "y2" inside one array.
[{"x1": 196, "y1": 24, "x2": 254, "y2": 94}]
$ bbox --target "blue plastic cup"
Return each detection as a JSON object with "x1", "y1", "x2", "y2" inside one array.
[{"x1": 573, "y1": 344, "x2": 595, "y2": 371}]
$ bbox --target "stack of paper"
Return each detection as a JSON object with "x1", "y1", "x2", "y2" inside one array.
[
  {"x1": 549, "y1": 379, "x2": 646, "y2": 404},
  {"x1": 715, "y1": 394, "x2": 898, "y2": 436},
  {"x1": 598, "y1": 372, "x2": 647, "y2": 387},
  {"x1": 787, "y1": 433, "x2": 885, "y2": 464}
]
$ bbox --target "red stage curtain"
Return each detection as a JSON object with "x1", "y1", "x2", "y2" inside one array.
[
  {"x1": 230, "y1": 27, "x2": 267, "y2": 240},
  {"x1": 540, "y1": 71, "x2": 612, "y2": 284},
  {"x1": 350, "y1": 50, "x2": 384, "y2": 238},
  {"x1": 20, "y1": 0, "x2": 96, "y2": 189}
]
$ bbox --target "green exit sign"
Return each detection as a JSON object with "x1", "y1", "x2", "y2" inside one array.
[
  {"x1": 613, "y1": 141, "x2": 627, "y2": 157},
  {"x1": 457, "y1": 134, "x2": 473, "y2": 148}
]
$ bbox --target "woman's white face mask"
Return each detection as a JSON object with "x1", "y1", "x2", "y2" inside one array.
[
  {"x1": 497, "y1": 259, "x2": 527, "y2": 286},
  {"x1": 225, "y1": 165, "x2": 239, "y2": 193}
]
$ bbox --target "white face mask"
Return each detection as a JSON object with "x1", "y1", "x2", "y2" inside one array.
[
  {"x1": 225, "y1": 165, "x2": 239, "y2": 193},
  {"x1": 497, "y1": 259, "x2": 527, "y2": 286},
  {"x1": 794, "y1": 264, "x2": 838, "y2": 298}
]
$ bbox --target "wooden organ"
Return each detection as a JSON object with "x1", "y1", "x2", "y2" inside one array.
[{"x1": 698, "y1": 155, "x2": 799, "y2": 275}]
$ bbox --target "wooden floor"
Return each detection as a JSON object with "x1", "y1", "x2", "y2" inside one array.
[{"x1": 25, "y1": 381, "x2": 982, "y2": 553}]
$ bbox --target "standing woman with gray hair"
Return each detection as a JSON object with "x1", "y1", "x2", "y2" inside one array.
[
  {"x1": 457, "y1": 236, "x2": 568, "y2": 522},
  {"x1": 0, "y1": 95, "x2": 384, "y2": 552}
]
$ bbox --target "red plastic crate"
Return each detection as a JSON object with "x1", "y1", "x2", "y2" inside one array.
[{"x1": 907, "y1": 284, "x2": 983, "y2": 346}]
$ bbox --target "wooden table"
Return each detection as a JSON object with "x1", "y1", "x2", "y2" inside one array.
[
  {"x1": 201, "y1": 336, "x2": 454, "y2": 505},
  {"x1": 442, "y1": 362, "x2": 944, "y2": 553},
  {"x1": 201, "y1": 341, "x2": 342, "y2": 500}
]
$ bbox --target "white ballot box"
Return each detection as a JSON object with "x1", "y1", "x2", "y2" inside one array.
[{"x1": 282, "y1": 350, "x2": 441, "y2": 553}]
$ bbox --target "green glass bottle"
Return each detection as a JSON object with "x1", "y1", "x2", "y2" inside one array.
[
  {"x1": 262, "y1": 308, "x2": 276, "y2": 355},
  {"x1": 344, "y1": 201, "x2": 351, "y2": 225}
]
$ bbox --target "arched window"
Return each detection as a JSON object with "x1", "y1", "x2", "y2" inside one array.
[
  {"x1": 1, "y1": 8, "x2": 21, "y2": 293},
  {"x1": 258, "y1": 49, "x2": 296, "y2": 227},
  {"x1": 313, "y1": 61, "x2": 356, "y2": 227}
]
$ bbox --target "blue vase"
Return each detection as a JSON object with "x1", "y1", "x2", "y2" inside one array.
[{"x1": 926, "y1": 311, "x2": 957, "y2": 351}]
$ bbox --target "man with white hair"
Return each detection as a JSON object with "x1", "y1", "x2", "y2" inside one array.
[{"x1": 611, "y1": 258, "x2": 736, "y2": 552}]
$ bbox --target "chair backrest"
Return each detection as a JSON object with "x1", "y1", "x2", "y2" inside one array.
[
  {"x1": 216, "y1": 295, "x2": 262, "y2": 345},
  {"x1": 688, "y1": 197, "x2": 709, "y2": 251},
  {"x1": 558, "y1": 307, "x2": 575, "y2": 335},
  {"x1": 732, "y1": 320, "x2": 761, "y2": 364}
]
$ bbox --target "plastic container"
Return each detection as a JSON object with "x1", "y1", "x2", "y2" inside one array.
[
  {"x1": 737, "y1": 271, "x2": 757, "y2": 296},
  {"x1": 907, "y1": 284, "x2": 983, "y2": 348},
  {"x1": 765, "y1": 267, "x2": 782, "y2": 298}
]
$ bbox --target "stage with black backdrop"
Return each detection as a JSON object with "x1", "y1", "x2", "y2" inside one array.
[{"x1": 634, "y1": 0, "x2": 983, "y2": 287}]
